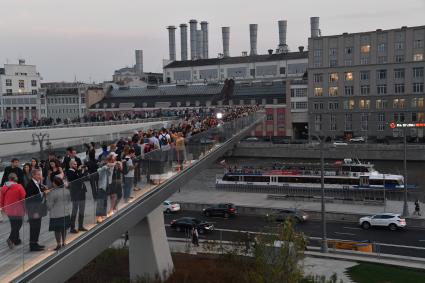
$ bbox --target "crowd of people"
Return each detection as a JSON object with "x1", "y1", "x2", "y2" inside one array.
[
  {"x1": 0, "y1": 107, "x2": 222, "y2": 129},
  {"x1": 0, "y1": 105, "x2": 259, "y2": 252}
]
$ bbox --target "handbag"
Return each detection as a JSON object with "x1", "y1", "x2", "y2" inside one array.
[{"x1": 40, "y1": 196, "x2": 48, "y2": 217}]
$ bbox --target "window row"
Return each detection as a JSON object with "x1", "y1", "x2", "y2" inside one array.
[
  {"x1": 5, "y1": 79, "x2": 37, "y2": 87},
  {"x1": 313, "y1": 67, "x2": 424, "y2": 83},
  {"x1": 313, "y1": 83, "x2": 424, "y2": 96},
  {"x1": 47, "y1": 97, "x2": 80, "y2": 104},
  {"x1": 313, "y1": 97, "x2": 425, "y2": 111}
]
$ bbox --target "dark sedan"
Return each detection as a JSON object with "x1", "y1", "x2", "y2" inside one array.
[
  {"x1": 202, "y1": 203, "x2": 237, "y2": 218},
  {"x1": 266, "y1": 209, "x2": 308, "y2": 223},
  {"x1": 170, "y1": 217, "x2": 214, "y2": 234}
]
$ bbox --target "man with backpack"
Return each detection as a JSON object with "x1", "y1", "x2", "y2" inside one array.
[{"x1": 122, "y1": 149, "x2": 135, "y2": 203}]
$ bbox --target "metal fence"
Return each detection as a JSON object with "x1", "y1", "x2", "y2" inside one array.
[{"x1": 216, "y1": 183, "x2": 411, "y2": 204}]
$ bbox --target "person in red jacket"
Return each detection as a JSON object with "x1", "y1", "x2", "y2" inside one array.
[{"x1": 0, "y1": 173, "x2": 26, "y2": 249}]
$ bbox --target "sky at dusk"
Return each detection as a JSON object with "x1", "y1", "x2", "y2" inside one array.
[{"x1": 0, "y1": 0, "x2": 424, "y2": 82}]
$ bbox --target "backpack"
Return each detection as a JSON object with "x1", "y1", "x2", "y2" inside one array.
[
  {"x1": 122, "y1": 158, "x2": 130, "y2": 175},
  {"x1": 159, "y1": 134, "x2": 168, "y2": 146}
]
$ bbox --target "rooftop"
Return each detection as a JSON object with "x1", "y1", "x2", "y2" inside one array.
[{"x1": 164, "y1": 51, "x2": 308, "y2": 69}]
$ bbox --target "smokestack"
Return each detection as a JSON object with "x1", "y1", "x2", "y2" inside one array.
[
  {"x1": 310, "y1": 17, "x2": 320, "y2": 38},
  {"x1": 278, "y1": 20, "x2": 287, "y2": 46},
  {"x1": 135, "y1": 50, "x2": 143, "y2": 74},
  {"x1": 196, "y1": 30, "x2": 204, "y2": 59},
  {"x1": 189, "y1": 19, "x2": 198, "y2": 60},
  {"x1": 222, "y1": 27, "x2": 230, "y2": 57},
  {"x1": 249, "y1": 24, "x2": 258, "y2": 56},
  {"x1": 180, "y1": 24, "x2": 188, "y2": 61},
  {"x1": 167, "y1": 26, "x2": 177, "y2": 61},
  {"x1": 200, "y1": 21, "x2": 209, "y2": 59}
]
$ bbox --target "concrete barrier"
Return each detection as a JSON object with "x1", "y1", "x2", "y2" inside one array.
[{"x1": 231, "y1": 142, "x2": 425, "y2": 161}]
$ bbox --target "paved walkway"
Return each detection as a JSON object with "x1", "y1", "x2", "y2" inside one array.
[{"x1": 169, "y1": 165, "x2": 425, "y2": 220}]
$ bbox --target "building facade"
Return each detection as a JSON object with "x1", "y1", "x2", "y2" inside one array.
[
  {"x1": 43, "y1": 82, "x2": 105, "y2": 120},
  {"x1": 163, "y1": 51, "x2": 308, "y2": 84},
  {"x1": 0, "y1": 60, "x2": 46, "y2": 127},
  {"x1": 308, "y1": 26, "x2": 425, "y2": 140}
]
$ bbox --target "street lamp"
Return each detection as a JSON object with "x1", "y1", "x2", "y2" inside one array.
[
  {"x1": 31, "y1": 132, "x2": 51, "y2": 159},
  {"x1": 313, "y1": 134, "x2": 328, "y2": 253},
  {"x1": 402, "y1": 127, "x2": 409, "y2": 217}
]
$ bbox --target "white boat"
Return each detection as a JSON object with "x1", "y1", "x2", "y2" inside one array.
[{"x1": 216, "y1": 159, "x2": 408, "y2": 190}]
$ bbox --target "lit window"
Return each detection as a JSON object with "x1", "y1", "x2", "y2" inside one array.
[
  {"x1": 314, "y1": 87, "x2": 323, "y2": 97},
  {"x1": 414, "y1": 53, "x2": 424, "y2": 61},
  {"x1": 361, "y1": 45, "x2": 371, "y2": 53},
  {"x1": 345, "y1": 72, "x2": 353, "y2": 81},
  {"x1": 329, "y1": 87, "x2": 339, "y2": 96},
  {"x1": 349, "y1": 99, "x2": 355, "y2": 109},
  {"x1": 359, "y1": 99, "x2": 370, "y2": 109},
  {"x1": 329, "y1": 73, "x2": 338, "y2": 82}
]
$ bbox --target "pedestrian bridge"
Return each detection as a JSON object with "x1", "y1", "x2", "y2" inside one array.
[
  {"x1": 1, "y1": 112, "x2": 264, "y2": 283},
  {"x1": 0, "y1": 118, "x2": 175, "y2": 158}
]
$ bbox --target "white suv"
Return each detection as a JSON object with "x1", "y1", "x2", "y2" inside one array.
[{"x1": 359, "y1": 213, "x2": 406, "y2": 231}]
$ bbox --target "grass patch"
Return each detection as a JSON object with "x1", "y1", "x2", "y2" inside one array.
[{"x1": 347, "y1": 263, "x2": 425, "y2": 283}]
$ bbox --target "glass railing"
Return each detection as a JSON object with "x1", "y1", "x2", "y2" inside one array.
[{"x1": 0, "y1": 110, "x2": 265, "y2": 282}]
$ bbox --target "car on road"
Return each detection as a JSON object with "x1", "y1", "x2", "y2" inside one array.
[
  {"x1": 244, "y1": 136, "x2": 260, "y2": 142},
  {"x1": 266, "y1": 209, "x2": 308, "y2": 223},
  {"x1": 333, "y1": 140, "x2": 348, "y2": 146},
  {"x1": 359, "y1": 213, "x2": 406, "y2": 231},
  {"x1": 349, "y1": 136, "x2": 365, "y2": 143},
  {"x1": 170, "y1": 217, "x2": 214, "y2": 234},
  {"x1": 202, "y1": 203, "x2": 237, "y2": 218},
  {"x1": 163, "y1": 200, "x2": 181, "y2": 214}
]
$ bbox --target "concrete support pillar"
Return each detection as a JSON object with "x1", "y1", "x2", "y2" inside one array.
[{"x1": 129, "y1": 206, "x2": 174, "y2": 282}]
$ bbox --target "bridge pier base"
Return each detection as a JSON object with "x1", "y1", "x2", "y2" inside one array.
[{"x1": 129, "y1": 206, "x2": 174, "y2": 282}]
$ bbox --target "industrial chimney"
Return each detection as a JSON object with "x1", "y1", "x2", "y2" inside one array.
[
  {"x1": 277, "y1": 20, "x2": 288, "y2": 54},
  {"x1": 310, "y1": 17, "x2": 320, "y2": 38},
  {"x1": 135, "y1": 50, "x2": 143, "y2": 75},
  {"x1": 200, "y1": 21, "x2": 209, "y2": 59},
  {"x1": 196, "y1": 30, "x2": 204, "y2": 59},
  {"x1": 180, "y1": 24, "x2": 188, "y2": 61},
  {"x1": 222, "y1": 27, "x2": 230, "y2": 57},
  {"x1": 167, "y1": 26, "x2": 177, "y2": 61},
  {"x1": 249, "y1": 24, "x2": 258, "y2": 56},
  {"x1": 278, "y1": 20, "x2": 288, "y2": 46},
  {"x1": 189, "y1": 19, "x2": 198, "y2": 60}
]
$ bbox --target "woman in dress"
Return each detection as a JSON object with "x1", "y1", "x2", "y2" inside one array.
[
  {"x1": 107, "y1": 156, "x2": 122, "y2": 216},
  {"x1": 46, "y1": 177, "x2": 71, "y2": 250},
  {"x1": 48, "y1": 159, "x2": 64, "y2": 186}
]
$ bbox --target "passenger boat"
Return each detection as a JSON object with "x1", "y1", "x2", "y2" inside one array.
[{"x1": 216, "y1": 159, "x2": 409, "y2": 190}]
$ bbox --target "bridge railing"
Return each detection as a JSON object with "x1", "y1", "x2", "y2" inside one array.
[
  {"x1": 0, "y1": 111, "x2": 264, "y2": 282},
  {"x1": 0, "y1": 116, "x2": 178, "y2": 132}
]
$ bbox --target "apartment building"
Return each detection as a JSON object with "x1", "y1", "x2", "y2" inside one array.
[{"x1": 308, "y1": 26, "x2": 425, "y2": 140}]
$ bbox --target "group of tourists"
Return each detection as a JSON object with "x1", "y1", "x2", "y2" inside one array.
[{"x1": 0, "y1": 105, "x2": 259, "y2": 252}]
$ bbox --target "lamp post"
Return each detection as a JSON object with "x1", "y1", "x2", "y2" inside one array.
[
  {"x1": 31, "y1": 132, "x2": 51, "y2": 159},
  {"x1": 314, "y1": 134, "x2": 328, "y2": 253},
  {"x1": 402, "y1": 126, "x2": 409, "y2": 217}
]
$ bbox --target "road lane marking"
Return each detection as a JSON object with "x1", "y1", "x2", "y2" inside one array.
[
  {"x1": 343, "y1": 227, "x2": 361, "y2": 230},
  {"x1": 334, "y1": 232, "x2": 356, "y2": 236}
]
